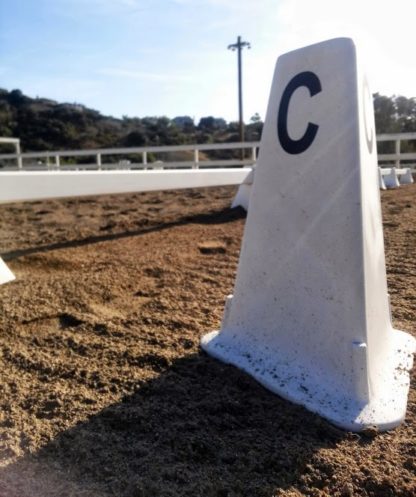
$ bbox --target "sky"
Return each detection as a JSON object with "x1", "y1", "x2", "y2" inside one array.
[{"x1": 1, "y1": 0, "x2": 415, "y2": 123}]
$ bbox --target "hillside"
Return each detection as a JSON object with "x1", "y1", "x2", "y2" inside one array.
[
  {"x1": 1, "y1": 88, "x2": 415, "y2": 156},
  {"x1": 0, "y1": 89, "x2": 262, "y2": 154}
]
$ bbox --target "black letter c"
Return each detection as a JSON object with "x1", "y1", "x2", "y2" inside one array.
[{"x1": 277, "y1": 71, "x2": 322, "y2": 154}]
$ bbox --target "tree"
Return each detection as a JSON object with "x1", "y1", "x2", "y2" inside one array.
[
  {"x1": 123, "y1": 130, "x2": 147, "y2": 147},
  {"x1": 246, "y1": 113, "x2": 263, "y2": 141},
  {"x1": 172, "y1": 116, "x2": 195, "y2": 131},
  {"x1": 395, "y1": 96, "x2": 416, "y2": 133},
  {"x1": 8, "y1": 89, "x2": 25, "y2": 106},
  {"x1": 197, "y1": 116, "x2": 227, "y2": 131},
  {"x1": 373, "y1": 93, "x2": 416, "y2": 134},
  {"x1": 373, "y1": 93, "x2": 416, "y2": 153},
  {"x1": 373, "y1": 93, "x2": 399, "y2": 134},
  {"x1": 249, "y1": 113, "x2": 261, "y2": 123}
]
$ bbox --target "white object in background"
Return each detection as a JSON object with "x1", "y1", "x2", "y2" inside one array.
[
  {"x1": 0, "y1": 257, "x2": 15, "y2": 284},
  {"x1": 201, "y1": 38, "x2": 415, "y2": 432},
  {"x1": 231, "y1": 168, "x2": 255, "y2": 210},
  {"x1": 396, "y1": 167, "x2": 414, "y2": 185},
  {"x1": 382, "y1": 167, "x2": 400, "y2": 188},
  {"x1": 378, "y1": 168, "x2": 387, "y2": 190}
]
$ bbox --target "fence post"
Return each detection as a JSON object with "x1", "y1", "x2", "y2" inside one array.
[
  {"x1": 15, "y1": 141, "x2": 23, "y2": 170},
  {"x1": 142, "y1": 151, "x2": 147, "y2": 168},
  {"x1": 251, "y1": 146, "x2": 257, "y2": 164},
  {"x1": 55, "y1": 155, "x2": 60, "y2": 169},
  {"x1": 395, "y1": 139, "x2": 400, "y2": 169},
  {"x1": 96, "y1": 153, "x2": 102, "y2": 170},
  {"x1": 193, "y1": 149, "x2": 199, "y2": 169}
]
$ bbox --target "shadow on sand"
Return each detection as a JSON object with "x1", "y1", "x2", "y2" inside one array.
[
  {"x1": 1, "y1": 207, "x2": 246, "y2": 262},
  {"x1": 0, "y1": 351, "x2": 347, "y2": 497}
]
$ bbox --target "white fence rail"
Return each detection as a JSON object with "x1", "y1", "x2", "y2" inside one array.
[
  {"x1": 377, "y1": 132, "x2": 416, "y2": 170},
  {"x1": 1, "y1": 134, "x2": 415, "y2": 172},
  {"x1": 0, "y1": 141, "x2": 259, "y2": 171},
  {"x1": 0, "y1": 169, "x2": 254, "y2": 205},
  {"x1": 0, "y1": 141, "x2": 257, "y2": 204},
  {"x1": 0, "y1": 137, "x2": 22, "y2": 169}
]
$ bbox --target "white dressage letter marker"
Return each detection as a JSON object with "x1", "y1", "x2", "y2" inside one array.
[{"x1": 201, "y1": 38, "x2": 415, "y2": 432}]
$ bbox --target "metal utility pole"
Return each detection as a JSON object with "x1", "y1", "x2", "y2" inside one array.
[{"x1": 228, "y1": 36, "x2": 251, "y2": 152}]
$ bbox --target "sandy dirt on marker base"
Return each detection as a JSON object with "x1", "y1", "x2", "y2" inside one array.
[{"x1": 0, "y1": 184, "x2": 414, "y2": 497}]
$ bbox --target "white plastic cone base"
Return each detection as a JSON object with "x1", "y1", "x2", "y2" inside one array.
[
  {"x1": 231, "y1": 168, "x2": 254, "y2": 210},
  {"x1": 231, "y1": 183, "x2": 251, "y2": 210},
  {"x1": 202, "y1": 325, "x2": 415, "y2": 432},
  {"x1": 398, "y1": 168, "x2": 414, "y2": 185},
  {"x1": 378, "y1": 168, "x2": 387, "y2": 190},
  {"x1": 0, "y1": 258, "x2": 15, "y2": 284},
  {"x1": 383, "y1": 168, "x2": 400, "y2": 188}
]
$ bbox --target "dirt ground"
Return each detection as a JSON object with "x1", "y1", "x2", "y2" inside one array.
[{"x1": 0, "y1": 184, "x2": 414, "y2": 497}]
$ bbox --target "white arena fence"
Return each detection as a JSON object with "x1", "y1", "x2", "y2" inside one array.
[
  {"x1": 0, "y1": 141, "x2": 257, "y2": 204},
  {"x1": 0, "y1": 134, "x2": 415, "y2": 172},
  {"x1": 0, "y1": 141, "x2": 259, "y2": 171},
  {"x1": 376, "y1": 132, "x2": 416, "y2": 189},
  {"x1": 0, "y1": 134, "x2": 414, "y2": 204},
  {"x1": 0, "y1": 137, "x2": 22, "y2": 169},
  {"x1": 377, "y1": 132, "x2": 416, "y2": 170}
]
